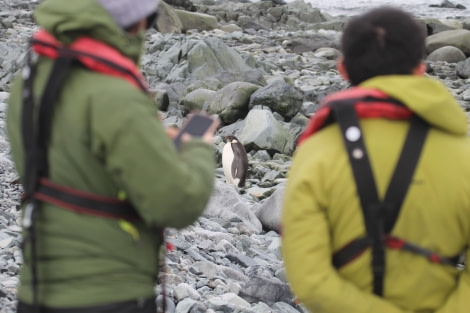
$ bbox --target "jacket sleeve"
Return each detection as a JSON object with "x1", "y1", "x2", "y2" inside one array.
[
  {"x1": 433, "y1": 249, "x2": 470, "y2": 313},
  {"x1": 281, "y1": 145, "x2": 412, "y2": 313},
  {"x1": 90, "y1": 86, "x2": 215, "y2": 229}
]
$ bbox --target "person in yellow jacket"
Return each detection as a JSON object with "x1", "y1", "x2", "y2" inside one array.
[{"x1": 282, "y1": 6, "x2": 470, "y2": 313}]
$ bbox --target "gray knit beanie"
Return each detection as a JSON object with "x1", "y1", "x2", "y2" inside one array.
[{"x1": 97, "y1": 0, "x2": 159, "y2": 29}]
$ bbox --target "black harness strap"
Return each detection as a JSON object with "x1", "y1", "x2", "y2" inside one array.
[
  {"x1": 331, "y1": 99, "x2": 429, "y2": 296},
  {"x1": 36, "y1": 56, "x2": 72, "y2": 179},
  {"x1": 20, "y1": 47, "x2": 143, "y2": 312},
  {"x1": 332, "y1": 237, "x2": 371, "y2": 268},
  {"x1": 21, "y1": 55, "x2": 74, "y2": 313},
  {"x1": 21, "y1": 51, "x2": 38, "y2": 205},
  {"x1": 382, "y1": 115, "x2": 429, "y2": 233},
  {"x1": 21, "y1": 51, "x2": 41, "y2": 313}
]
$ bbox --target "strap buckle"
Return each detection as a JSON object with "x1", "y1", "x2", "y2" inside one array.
[{"x1": 22, "y1": 202, "x2": 36, "y2": 229}]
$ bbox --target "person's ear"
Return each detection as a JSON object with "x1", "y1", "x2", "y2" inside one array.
[
  {"x1": 337, "y1": 56, "x2": 349, "y2": 81},
  {"x1": 412, "y1": 61, "x2": 426, "y2": 76}
]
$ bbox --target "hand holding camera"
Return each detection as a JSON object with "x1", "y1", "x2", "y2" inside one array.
[{"x1": 172, "y1": 112, "x2": 220, "y2": 149}]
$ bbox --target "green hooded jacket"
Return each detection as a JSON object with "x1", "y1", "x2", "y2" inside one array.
[
  {"x1": 282, "y1": 75, "x2": 470, "y2": 313},
  {"x1": 7, "y1": 0, "x2": 215, "y2": 307}
]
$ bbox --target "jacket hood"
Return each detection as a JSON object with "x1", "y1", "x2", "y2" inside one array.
[
  {"x1": 33, "y1": 0, "x2": 144, "y2": 63},
  {"x1": 361, "y1": 75, "x2": 468, "y2": 136}
]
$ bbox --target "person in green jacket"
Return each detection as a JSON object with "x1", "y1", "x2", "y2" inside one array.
[
  {"x1": 6, "y1": 0, "x2": 218, "y2": 312},
  {"x1": 282, "y1": 6, "x2": 470, "y2": 313}
]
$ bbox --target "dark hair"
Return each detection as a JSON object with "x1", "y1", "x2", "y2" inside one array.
[{"x1": 341, "y1": 6, "x2": 426, "y2": 86}]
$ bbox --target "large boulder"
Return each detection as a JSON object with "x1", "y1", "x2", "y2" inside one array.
[
  {"x1": 175, "y1": 9, "x2": 218, "y2": 32},
  {"x1": 423, "y1": 18, "x2": 457, "y2": 35},
  {"x1": 249, "y1": 81, "x2": 303, "y2": 120},
  {"x1": 187, "y1": 37, "x2": 266, "y2": 85},
  {"x1": 425, "y1": 29, "x2": 470, "y2": 55},
  {"x1": 456, "y1": 58, "x2": 470, "y2": 78},
  {"x1": 180, "y1": 88, "x2": 216, "y2": 112},
  {"x1": 426, "y1": 46, "x2": 467, "y2": 63},
  {"x1": 205, "y1": 82, "x2": 261, "y2": 124},
  {"x1": 282, "y1": 34, "x2": 340, "y2": 54},
  {"x1": 429, "y1": 0, "x2": 466, "y2": 9},
  {"x1": 144, "y1": 36, "x2": 266, "y2": 87},
  {"x1": 239, "y1": 107, "x2": 296, "y2": 155},
  {"x1": 203, "y1": 180, "x2": 263, "y2": 234},
  {"x1": 156, "y1": 1, "x2": 184, "y2": 34},
  {"x1": 255, "y1": 187, "x2": 285, "y2": 233},
  {"x1": 239, "y1": 275, "x2": 293, "y2": 306}
]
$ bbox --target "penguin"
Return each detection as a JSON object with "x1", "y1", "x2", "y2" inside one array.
[{"x1": 222, "y1": 135, "x2": 249, "y2": 188}]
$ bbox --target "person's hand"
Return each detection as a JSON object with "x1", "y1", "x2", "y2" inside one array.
[
  {"x1": 165, "y1": 126, "x2": 179, "y2": 140},
  {"x1": 180, "y1": 117, "x2": 220, "y2": 145}
]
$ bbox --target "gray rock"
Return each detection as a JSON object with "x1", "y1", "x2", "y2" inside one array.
[
  {"x1": 426, "y1": 46, "x2": 467, "y2": 63},
  {"x1": 425, "y1": 29, "x2": 470, "y2": 55},
  {"x1": 157, "y1": 295, "x2": 176, "y2": 313},
  {"x1": 160, "y1": 273, "x2": 184, "y2": 286},
  {"x1": 243, "y1": 302, "x2": 273, "y2": 313},
  {"x1": 272, "y1": 301, "x2": 301, "y2": 313},
  {"x1": 429, "y1": 0, "x2": 466, "y2": 9},
  {"x1": 0, "y1": 91, "x2": 9, "y2": 103},
  {"x1": 282, "y1": 35, "x2": 339, "y2": 54},
  {"x1": 463, "y1": 18, "x2": 470, "y2": 31},
  {"x1": 153, "y1": 82, "x2": 188, "y2": 109},
  {"x1": 203, "y1": 180, "x2": 263, "y2": 234},
  {"x1": 175, "y1": 298, "x2": 199, "y2": 313},
  {"x1": 180, "y1": 88, "x2": 216, "y2": 112},
  {"x1": 219, "y1": 24, "x2": 243, "y2": 33},
  {"x1": 188, "y1": 302, "x2": 207, "y2": 313},
  {"x1": 174, "y1": 283, "x2": 201, "y2": 301},
  {"x1": 207, "y1": 293, "x2": 251, "y2": 312},
  {"x1": 423, "y1": 18, "x2": 458, "y2": 35},
  {"x1": 249, "y1": 81, "x2": 303, "y2": 120},
  {"x1": 190, "y1": 261, "x2": 219, "y2": 277},
  {"x1": 175, "y1": 10, "x2": 218, "y2": 32},
  {"x1": 156, "y1": 1, "x2": 183, "y2": 34},
  {"x1": 456, "y1": 58, "x2": 470, "y2": 78},
  {"x1": 166, "y1": 238, "x2": 192, "y2": 250},
  {"x1": 182, "y1": 80, "x2": 223, "y2": 96},
  {"x1": 226, "y1": 252, "x2": 258, "y2": 268},
  {"x1": 187, "y1": 37, "x2": 250, "y2": 79},
  {"x1": 309, "y1": 19, "x2": 346, "y2": 32},
  {"x1": 239, "y1": 275, "x2": 292, "y2": 306},
  {"x1": 151, "y1": 89, "x2": 170, "y2": 111},
  {"x1": 240, "y1": 107, "x2": 296, "y2": 155},
  {"x1": 252, "y1": 150, "x2": 271, "y2": 162},
  {"x1": 217, "y1": 265, "x2": 249, "y2": 283},
  {"x1": 205, "y1": 81, "x2": 260, "y2": 124},
  {"x1": 144, "y1": 40, "x2": 184, "y2": 81},
  {"x1": 313, "y1": 47, "x2": 342, "y2": 60}
]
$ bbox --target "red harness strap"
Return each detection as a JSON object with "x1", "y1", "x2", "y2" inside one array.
[
  {"x1": 298, "y1": 87, "x2": 413, "y2": 145},
  {"x1": 21, "y1": 30, "x2": 146, "y2": 222},
  {"x1": 33, "y1": 178, "x2": 140, "y2": 221},
  {"x1": 31, "y1": 29, "x2": 149, "y2": 91}
]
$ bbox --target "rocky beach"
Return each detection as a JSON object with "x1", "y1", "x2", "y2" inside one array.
[{"x1": 1, "y1": 0, "x2": 470, "y2": 312}]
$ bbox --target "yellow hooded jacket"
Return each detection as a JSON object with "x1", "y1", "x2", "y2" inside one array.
[{"x1": 282, "y1": 75, "x2": 470, "y2": 313}]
